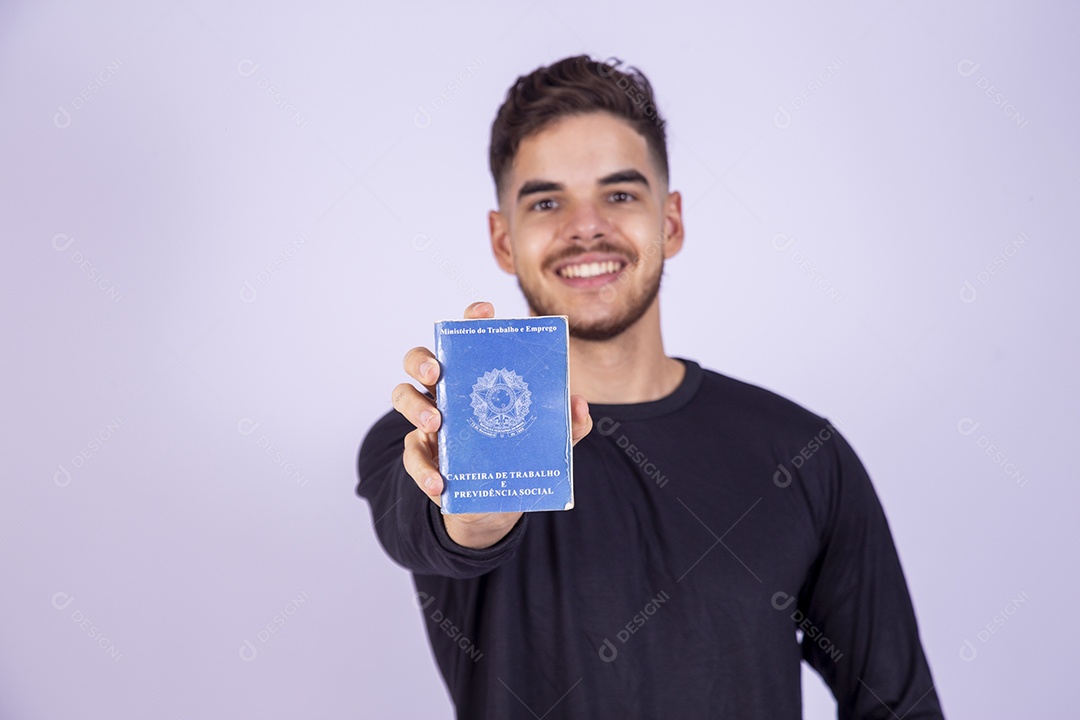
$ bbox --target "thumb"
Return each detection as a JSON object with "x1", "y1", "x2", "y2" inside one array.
[{"x1": 570, "y1": 394, "x2": 592, "y2": 445}]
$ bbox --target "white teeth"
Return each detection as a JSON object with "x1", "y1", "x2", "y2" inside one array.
[{"x1": 559, "y1": 261, "x2": 621, "y2": 279}]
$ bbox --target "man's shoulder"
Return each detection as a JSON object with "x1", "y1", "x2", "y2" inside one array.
[{"x1": 691, "y1": 360, "x2": 831, "y2": 434}]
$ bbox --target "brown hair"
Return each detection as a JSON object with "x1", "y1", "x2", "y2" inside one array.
[{"x1": 489, "y1": 55, "x2": 668, "y2": 201}]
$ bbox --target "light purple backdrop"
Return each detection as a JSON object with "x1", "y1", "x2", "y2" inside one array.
[{"x1": 2, "y1": 1, "x2": 1076, "y2": 718}]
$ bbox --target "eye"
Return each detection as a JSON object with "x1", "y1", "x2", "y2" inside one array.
[
  {"x1": 531, "y1": 198, "x2": 557, "y2": 211},
  {"x1": 609, "y1": 190, "x2": 635, "y2": 203}
]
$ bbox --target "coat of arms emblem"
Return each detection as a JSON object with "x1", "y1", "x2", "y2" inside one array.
[{"x1": 468, "y1": 368, "x2": 534, "y2": 437}]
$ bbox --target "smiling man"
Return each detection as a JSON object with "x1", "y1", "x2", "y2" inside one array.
[{"x1": 357, "y1": 55, "x2": 944, "y2": 719}]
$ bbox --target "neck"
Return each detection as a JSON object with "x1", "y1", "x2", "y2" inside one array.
[{"x1": 567, "y1": 301, "x2": 684, "y2": 404}]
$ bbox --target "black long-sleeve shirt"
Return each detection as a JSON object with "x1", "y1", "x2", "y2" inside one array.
[{"x1": 356, "y1": 358, "x2": 944, "y2": 719}]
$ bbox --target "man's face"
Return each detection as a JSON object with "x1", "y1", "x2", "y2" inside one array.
[{"x1": 489, "y1": 112, "x2": 683, "y2": 341}]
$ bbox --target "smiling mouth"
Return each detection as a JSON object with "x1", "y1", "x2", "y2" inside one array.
[{"x1": 556, "y1": 260, "x2": 626, "y2": 279}]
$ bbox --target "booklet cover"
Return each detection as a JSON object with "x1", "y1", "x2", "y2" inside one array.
[{"x1": 434, "y1": 315, "x2": 573, "y2": 514}]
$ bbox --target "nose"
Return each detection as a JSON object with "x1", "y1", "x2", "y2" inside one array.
[{"x1": 564, "y1": 200, "x2": 611, "y2": 243}]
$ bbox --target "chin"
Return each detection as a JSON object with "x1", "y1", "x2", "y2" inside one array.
[
  {"x1": 530, "y1": 295, "x2": 657, "y2": 342},
  {"x1": 518, "y1": 265, "x2": 663, "y2": 342}
]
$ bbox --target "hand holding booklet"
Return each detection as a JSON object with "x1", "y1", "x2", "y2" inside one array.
[{"x1": 434, "y1": 315, "x2": 574, "y2": 514}]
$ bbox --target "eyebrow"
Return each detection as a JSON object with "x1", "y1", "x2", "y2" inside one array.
[
  {"x1": 517, "y1": 180, "x2": 563, "y2": 202},
  {"x1": 515, "y1": 169, "x2": 650, "y2": 203},
  {"x1": 598, "y1": 169, "x2": 649, "y2": 188}
]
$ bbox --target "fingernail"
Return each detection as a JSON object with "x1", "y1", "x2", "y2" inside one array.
[
  {"x1": 423, "y1": 476, "x2": 436, "y2": 491},
  {"x1": 419, "y1": 410, "x2": 434, "y2": 430},
  {"x1": 420, "y1": 361, "x2": 436, "y2": 381}
]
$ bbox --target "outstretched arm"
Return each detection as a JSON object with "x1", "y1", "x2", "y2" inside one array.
[{"x1": 357, "y1": 301, "x2": 592, "y2": 578}]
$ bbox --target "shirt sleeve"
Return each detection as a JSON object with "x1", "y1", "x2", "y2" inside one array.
[
  {"x1": 355, "y1": 407, "x2": 529, "y2": 579},
  {"x1": 797, "y1": 423, "x2": 945, "y2": 720}
]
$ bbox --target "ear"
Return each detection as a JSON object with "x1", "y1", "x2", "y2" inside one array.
[
  {"x1": 661, "y1": 190, "x2": 684, "y2": 259},
  {"x1": 489, "y1": 209, "x2": 517, "y2": 275}
]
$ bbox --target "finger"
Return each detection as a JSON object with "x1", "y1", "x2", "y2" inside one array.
[
  {"x1": 403, "y1": 429, "x2": 443, "y2": 503},
  {"x1": 570, "y1": 394, "x2": 593, "y2": 445},
  {"x1": 464, "y1": 301, "x2": 494, "y2": 319},
  {"x1": 403, "y1": 346, "x2": 440, "y2": 394},
  {"x1": 391, "y1": 382, "x2": 441, "y2": 433}
]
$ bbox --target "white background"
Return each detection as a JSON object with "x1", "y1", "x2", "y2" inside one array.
[{"x1": 1, "y1": 1, "x2": 1077, "y2": 717}]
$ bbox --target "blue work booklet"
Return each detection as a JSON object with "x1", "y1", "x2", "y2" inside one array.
[{"x1": 434, "y1": 316, "x2": 573, "y2": 514}]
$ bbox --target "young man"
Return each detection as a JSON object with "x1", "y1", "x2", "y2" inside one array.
[{"x1": 357, "y1": 55, "x2": 944, "y2": 719}]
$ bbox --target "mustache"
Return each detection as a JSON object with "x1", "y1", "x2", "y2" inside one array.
[{"x1": 543, "y1": 241, "x2": 638, "y2": 271}]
